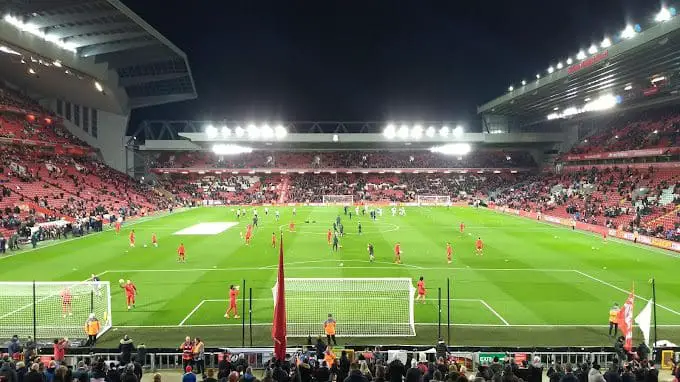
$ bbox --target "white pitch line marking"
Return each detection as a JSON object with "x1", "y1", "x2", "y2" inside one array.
[
  {"x1": 573, "y1": 270, "x2": 680, "y2": 316},
  {"x1": 178, "y1": 300, "x2": 207, "y2": 326},
  {"x1": 479, "y1": 299, "x2": 510, "y2": 326},
  {"x1": 114, "y1": 323, "x2": 680, "y2": 329}
]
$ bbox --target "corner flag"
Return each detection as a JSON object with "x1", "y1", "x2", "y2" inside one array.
[{"x1": 272, "y1": 233, "x2": 287, "y2": 360}]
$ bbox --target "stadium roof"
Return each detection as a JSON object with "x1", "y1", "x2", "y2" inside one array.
[
  {"x1": 477, "y1": 14, "x2": 680, "y2": 120},
  {"x1": 0, "y1": 0, "x2": 197, "y2": 109}
]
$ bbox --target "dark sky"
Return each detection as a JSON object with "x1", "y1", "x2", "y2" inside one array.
[{"x1": 126, "y1": 0, "x2": 662, "y2": 129}]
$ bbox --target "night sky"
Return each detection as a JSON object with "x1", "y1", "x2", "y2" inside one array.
[{"x1": 126, "y1": 0, "x2": 663, "y2": 130}]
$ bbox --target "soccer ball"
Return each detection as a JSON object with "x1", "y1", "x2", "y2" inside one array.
[
  {"x1": 143, "y1": 244, "x2": 147, "y2": 248},
  {"x1": 235, "y1": 285, "x2": 240, "y2": 290},
  {"x1": 118, "y1": 279, "x2": 124, "y2": 285},
  {"x1": 339, "y1": 263, "x2": 344, "y2": 267}
]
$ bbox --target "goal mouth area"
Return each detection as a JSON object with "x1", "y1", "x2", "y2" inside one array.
[{"x1": 272, "y1": 278, "x2": 417, "y2": 337}]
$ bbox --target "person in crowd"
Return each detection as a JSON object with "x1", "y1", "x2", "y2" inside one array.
[
  {"x1": 119, "y1": 335, "x2": 135, "y2": 365},
  {"x1": 588, "y1": 364, "x2": 606, "y2": 382}
]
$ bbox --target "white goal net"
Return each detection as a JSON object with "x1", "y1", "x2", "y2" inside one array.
[
  {"x1": 322, "y1": 195, "x2": 354, "y2": 205},
  {"x1": 273, "y1": 278, "x2": 416, "y2": 337},
  {"x1": 417, "y1": 195, "x2": 451, "y2": 206},
  {"x1": 0, "y1": 281, "x2": 112, "y2": 343}
]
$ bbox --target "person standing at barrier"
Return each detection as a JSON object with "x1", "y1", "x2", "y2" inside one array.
[
  {"x1": 180, "y1": 336, "x2": 194, "y2": 371},
  {"x1": 324, "y1": 314, "x2": 337, "y2": 346},
  {"x1": 608, "y1": 303, "x2": 620, "y2": 336},
  {"x1": 193, "y1": 337, "x2": 206, "y2": 379},
  {"x1": 84, "y1": 313, "x2": 101, "y2": 349}
]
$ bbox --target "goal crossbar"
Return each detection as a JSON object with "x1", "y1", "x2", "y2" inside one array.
[{"x1": 273, "y1": 278, "x2": 416, "y2": 337}]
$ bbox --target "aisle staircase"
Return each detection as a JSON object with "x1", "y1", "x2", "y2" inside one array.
[
  {"x1": 645, "y1": 205, "x2": 680, "y2": 230},
  {"x1": 277, "y1": 176, "x2": 290, "y2": 204}
]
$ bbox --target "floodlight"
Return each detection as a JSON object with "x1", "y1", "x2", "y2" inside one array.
[
  {"x1": 94, "y1": 81, "x2": 103, "y2": 92},
  {"x1": 212, "y1": 144, "x2": 253, "y2": 155},
  {"x1": 425, "y1": 126, "x2": 435, "y2": 137},
  {"x1": 453, "y1": 125, "x2": 464, "y2": 138},
  {"x1": 655, "y1": 7, "x2": 672, "y2": 22},
  {"x1": 548, "y1": 66, "x2": 554, "y2": 74},
  {"x1": 247, "y1": 124, "x2": 260, "y2": 139},
  {"x1": 624, "y1": 84, "x2": 633, "y2": 91},
  {"x1": 205, "y1": 125, "x2": 218, "y2": 139},
  {"x1": 221, "y1": 126, "x2": 231, "y2": 138},
  {"x1": 52, "y1": 60, "x2": 62, "y2": 67},
  {"x1": 383, "y1": 123, "x2": 396, "y2": 139},
  {"x1": 566, "y1": 57, "x2": 573, "y2": 65},
  {"x1": 508, "y1": 85, "x2": 514, "y2": 91},
  {"x1": 439, "y1": 126, "x2": 449, "y2": 137},
  {"x1": 654, "y1": 129, "x2": 659, "y2": 134},
  {"x1": 621, "y1": 25, "x2": 636, "y2": 39},
  {"x1": 261, "y1": 124, "x2": 274, "y2": 139},
  {"x1": 536, "y1": 74, "x2": 541, "y2": 79},
  {"x1": 332, "y1": 134, "x2": 339, "y2": 142},
  {"x1": 556, "y1": 62, "x2": 563, "y2": 69},
  {"x1": 601, "y1": 37, "x2": 612, "y2": 48},
  {"x1": 553, "y1": 106, "x2": 559, "y2": 110},
  {"x1": 235, "y1": 126, "x2": 245, "y2": 137},
  {"x1": 521, "y1": 80, "x2": 527, "y2": 86},
  {"x1": 274, "y1": 124, "x2": 287, "y2": 139},
  {"x1": 397, "y1": 124, "x2": 409, "y2": 139},
  {"x1": 411, "y1": 124, "x2": 423, "y2": 139},
  {"x1": 27, "y1": 68, "x2": 36, "y2": 75},
  {"x1": 587, "y1": 44, "x2": 598, "y2": 54},
  {"x1": 584, "y1": 97, "x2": 591, "y2": 102},
  {"x1": 430, "y1": 143, "x2": 471, "y2": 156},
  {"x1": 576, "y1": 50, "x2": 586, "y2": 60}
]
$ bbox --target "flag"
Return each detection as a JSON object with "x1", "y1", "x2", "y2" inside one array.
[
  {"x1": 617, "y1": 285, "x2": 635, "y2": 351},
  {"x1": 272, "y1": 233, "x2": 287, "y2": 361},
  {"x1": 635, "y1": 299, "x2": 653, "y2": 346}
]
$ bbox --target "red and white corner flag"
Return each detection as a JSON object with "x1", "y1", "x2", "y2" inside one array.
[
  {"x1": 617, "y1": 284, "x2": 635, "y2": 351},
  {"x1": 272, "y1": 233, "x2": 287, "y2": 361}
]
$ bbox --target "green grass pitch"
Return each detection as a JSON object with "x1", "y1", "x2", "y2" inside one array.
[{"x1": 1, "y1": 206, "x2": 678, "y2": 347}]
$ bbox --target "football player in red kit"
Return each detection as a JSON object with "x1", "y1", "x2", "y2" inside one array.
[
  {"x1": 151, "y1": 232, "x2": 158, "y2": 248},
  {"x1": 475, "y1": 237, "x2": 484, "y2": 256},
  {"x1": 177, "y1": 243, "x2": 186, "y2": 262},
  {"x1": 394, "y1": 242, "x2": 402, "y2": 264},
  {"x1": 459, "y1": 222, "x2": 465, "y2": 233},
  {"x1": 129, "y1": 230, "x2": 135, "y2": 247},
  {"x1": 123, "y1": 280, "x2": 137, "y2": 310},
  {"x1": 446, "y1": 242, "x2": 453, "y2": 264},
  {"x1": 60, "y1": 288, "x2": 72, "y2": 317},
  {"x1": 224, "y1": 285, "x2": 240, "y2": 319},
  {"x1": 327, "y1": 229, "x2": 332, "y2": 245},
  {"x1": 271, "y1": 232, "x2": 277, "y2": 248}
]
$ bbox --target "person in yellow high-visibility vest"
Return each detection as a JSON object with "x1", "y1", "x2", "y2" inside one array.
[
  {"x1": 84, "y1": 314, "x2": 101, "y2": 349},
  {"x1": 608, "y1": 303, "x2": 620, "y2": 337},
  {"x1": 324, "y1": 313, "x2": 337, "y2": 346}
]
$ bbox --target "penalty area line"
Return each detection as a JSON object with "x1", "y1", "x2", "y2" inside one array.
[
  {"x1": 178, "y1": 300, "x2": 207, "y2": 326},
  {"x1": 479, "y1": 299, "x2": 510, "y2": 326}
]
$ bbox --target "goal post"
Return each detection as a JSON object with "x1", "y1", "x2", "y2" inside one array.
[
  {"x1": 0, "y1": 281, "x2": 112, "y2": 343},
  {"x1": 417, "y1": 195, "x2": 451, "y2": 206},
  {"x1": 273, "y1": 278, "x2": 416, "y2": 337},
  {"x1": 322, "y1": 195, "x2": 354, "y2": 205}
]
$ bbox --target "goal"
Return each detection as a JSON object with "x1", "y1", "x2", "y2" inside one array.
[
  {"x1": 322, "y1": 195, "x2": 354, "y2": 205},
  {"x1": 0, "y1": 281, "x2": 112, "y2": 343},
  {"x1": 273, "y1": 278, "x2": 416, "y2": 337},
  {"x1": 417, "y1": 195, "x2": 451, "y2": 206}
]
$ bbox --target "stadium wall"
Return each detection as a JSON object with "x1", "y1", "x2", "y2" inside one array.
[{"x1": 40, "y1": 98, "x2": 131, "y2": 173}]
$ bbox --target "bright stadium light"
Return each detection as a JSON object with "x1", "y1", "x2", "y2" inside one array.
[
  {"x1": 621, "y1": 24, "x2": 636, "y2": 39},
  {"x1": 536, "y1": 74, "x2": 541, "y2": 79},
  {"x1": 439, "y1": 126, "x2": 450, "y2": 137},
  {"x1": 655, "y1": 7, "x2": 672, "y2": 22},
  {"x1": 601, "y1": 37, "x2": 612, "y2": 48},
  {"x1": 205, "y1": 124, "x2": 218, "y2": 139},
  {"x1": 587, "y1": 44, "x2": 598, "y2": 54},
  {"x1": 212, "y1": 144, "x2": 253, "y2": 155},
  {"x1": 3, "y1": 14, "x2": 77, "y2": 52},
  {"x1": 261, "y1": 124, "x2": 274, "y2": 139},
  {"x1": 430, "y1": 143, "x2": 472, "y2": 156},
  {"x1": 566, "y1": 57, "x2": 573, "y2": 65},
  {"x1": 235, "y1": 126, "x2": 245, "y2": 137},
  {"x1": 521, "y1": 80, "x2": 527, "y2": 86},
  {"x1": 547, "y1": 66, "x2": 555, "y2": 74},
  {"x1": 508, "y1": 85, "x2": 514, "y2": 91},
  {"x1": 221, "y1": 126, "x2": 231, "y2": 138},
  {"x1": 274, "y1": 124, "x2": 287, "y2": 139},
  {"x1": 411, "y1": 124, "x2": 423, "y2": 139},
  {"x1": 556, "y1": 62, "x2": 563, "y2": 69},
  {"x1": 576, "y1": 50, "x2": 586, "y2": 60},
  {"x1": 383, "y1": 123, "x2": 396, "y2": 139},
  {"x1": 94, "y1": 81, "x2": 103, "y2": 92},
  {"x1": 397, "y1": 124, "x2": 410, "y2": 139},
  {"x1": 453, "y1": 125, "x2": 464, "y2": 138},
  {"x1": 425, "y1": 126, "x2": 436, "y2": 138},
  {"x1": 247, "y1": 124, "x2": 260, "y2": 139},
  {"x1": 624, "y1": 84, "x2": 633, "y2": 91}
]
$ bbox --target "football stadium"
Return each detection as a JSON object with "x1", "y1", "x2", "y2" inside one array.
[{"x1": 1, "y1": 0, "x2": 680, "y2": 380}]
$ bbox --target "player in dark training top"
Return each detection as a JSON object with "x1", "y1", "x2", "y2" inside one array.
[{"x1": 367, "y1": 243, "x2": 374, "y2": 262}]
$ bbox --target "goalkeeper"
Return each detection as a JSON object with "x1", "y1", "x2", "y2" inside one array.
[{"x1": 324, "y1": 314, "x2": 337, "y2": 345}]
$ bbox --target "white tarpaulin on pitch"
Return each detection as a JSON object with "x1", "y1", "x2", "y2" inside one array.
[{"x1": 635, "y1": 299, "x2": 653, "y2": 346}]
